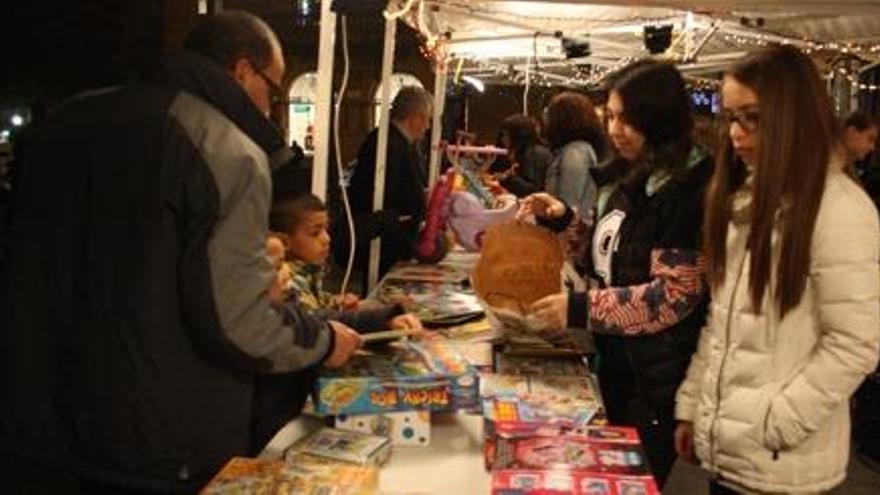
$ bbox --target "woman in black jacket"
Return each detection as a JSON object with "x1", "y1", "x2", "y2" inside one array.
[{"x1": 522, "y1": 60, "x2": 712, "y2": 487}]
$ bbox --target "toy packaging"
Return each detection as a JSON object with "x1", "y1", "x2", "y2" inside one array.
[
  {"x1": 335, "y1": 410, "x2": 431, "y2": 446},
  {"x1": 491, "y1": 469, "x2": 659, "y2": 495},
  {"x1": 200, "y1": 456, "x2": 378, "y2": 495},
  {"x1": 284, "y1": 427, "x2": 391, "y2": 467},
  {"x1": 480, "y1": 374, "x2": 605, "y2": 429},
  {"x1": 315, "y1": 340, "x2": 478, "y2": 416},
  {"x1": 487, "y1": 427, "x2": 650, "y2": 475}
]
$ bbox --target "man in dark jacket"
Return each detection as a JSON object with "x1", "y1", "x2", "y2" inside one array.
[
  {"x1": 341, "y1": 86, "x2": 432, "y2": 280},
  {"x1": 0, "y1": 11, "x2": 362, "y2": 493}
]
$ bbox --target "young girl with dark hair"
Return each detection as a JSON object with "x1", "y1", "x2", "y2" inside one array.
[
  {"x1": 675, "y1": 44, "x2": 880, "y2": 494},
  {"x1": 522, "y1": 60, "x2": 713, "y2": 487}
]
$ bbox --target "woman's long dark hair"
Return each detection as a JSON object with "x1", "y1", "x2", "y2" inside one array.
[
  {"x1": 500, "y1": 114, "x2": 542, "y2": 158},
  {"x1": 704, "y1": 44, "x2": 836, "y2": 317},
  {"x1": 606, "y1": 60, "x2": 693, "y2": 176}
]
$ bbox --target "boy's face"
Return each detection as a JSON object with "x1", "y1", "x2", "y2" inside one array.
[{"x1": 288, "y1": 210, "x2": 331, "y2": 266}]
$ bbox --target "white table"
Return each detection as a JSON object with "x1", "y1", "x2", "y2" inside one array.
[{"x1": 260, "y1": 412, "x2": 492, "y2": 494}]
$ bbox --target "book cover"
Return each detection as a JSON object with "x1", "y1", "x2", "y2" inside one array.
[
  {"x1": 200, "y1": 456, "x2": 378, "y2": 495},
  {"x1": 480, "y1": 374, "x2": 604, "y2": 428}
]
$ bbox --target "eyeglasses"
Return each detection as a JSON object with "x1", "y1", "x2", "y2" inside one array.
[
  {"x1": 722, "y1": 108, "x2": 760, "y2": 134},
  {"x1": 252, "y1": 62, "x2": 284, "y2": 106}
]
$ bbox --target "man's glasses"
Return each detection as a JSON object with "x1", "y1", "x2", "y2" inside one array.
[
  {"x1": 252, "y1": 62, "x2": 283, "y2": 106},
  {"x1": 721, "y1": 108, "x2": 760, "y2": 134}
]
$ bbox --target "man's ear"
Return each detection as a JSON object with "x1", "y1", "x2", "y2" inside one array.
[{"x1": 230, "y1": 57, "x2": 251, "y2": 86}]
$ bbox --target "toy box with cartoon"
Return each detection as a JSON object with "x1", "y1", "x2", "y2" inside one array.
[
  {"x1": 480, "y1": 374, "x2": 605, "y2": 430},
  {"x1": 335, "y1": 410, "x2": 431, "y2": 446},
  {"x1": 491, "y1": 469, "x2": 659, "y2": 495},
  {"x1": 486, "y1": 425, "x2": 650, "y2": 475},
  {"x1": 315, "y1": 340, "x2": 478, "y2": 416}
]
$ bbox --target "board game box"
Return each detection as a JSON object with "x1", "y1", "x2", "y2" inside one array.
[
  {"x1": 486, "y1": 425, "x2": 650, "y2": 475},
  {"x1": 284, "y1": 427, "x2": 391, "y2": 467},
  {"x1": 315, "y1": 340, "x2": 479, "y2": 416},
  {"x1": 480, "y1": 374, "x2": 604, "y2": 429},
  {"x1": 491, "y1": 469, "x2": 659, "y2": 495},
  {"x1": 335, "y1": 410, "x2": 431, "y2": 446},
  {"x1": 200, "y1": 456, "x2": 378, "y2": 494}
]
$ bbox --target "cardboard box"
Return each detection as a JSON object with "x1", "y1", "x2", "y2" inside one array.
[
  {"x1": 285, "y1": 427, "x2": 391, "y2": 468},
  {"x1": 480, "y1": 374, "x2": 605, "y2": 429},
  {"x1": 335, "y1": 410, "x2": 431, "y2": 446},
  {"x1": 486, "y1": 425, "x2": 649, "y2": 476},
  {"x1": 491, "y1": 469, "x2": 659, "y2": 495},
  {"x1": 315, "y1": 340, "x2": 478, "y2": 416}
]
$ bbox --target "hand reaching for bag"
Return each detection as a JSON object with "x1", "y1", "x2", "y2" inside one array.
[{"x1": 517, "y1": 192, "x2": 566, "y2": 220}]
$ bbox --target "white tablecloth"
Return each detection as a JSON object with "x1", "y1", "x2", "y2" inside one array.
[{"x1": 260, "y1": 412, "x2": 492, "y2": 494}]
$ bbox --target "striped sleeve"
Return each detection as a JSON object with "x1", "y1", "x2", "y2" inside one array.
[{"x1": 587, "y1": 248, "x2": 707, "y2": 336}]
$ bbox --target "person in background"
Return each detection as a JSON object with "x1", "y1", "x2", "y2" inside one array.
[
  {"x1": 542, "y1": 91, "x2": 608, "y2": 217},
  {"x1": 0, "y1": 11, "x2": 362, "y2": 493},
  {"x1": 842, "y1": 110, "x2": 878, "y2": 166},
  {"x1": 491, "y1": 114, "x2": 553, "y2": 198},
  {"x1": 841, "y1": 111, "x2": 880, "y2": 208},
  {"x1": 675, "y1": 44, "x2": 880, "y2": 495},
  {"x1": 522, "y1": 60, "x2": 713, "y2": 488},
  {"x1": 343, "y1": 86, "x2": 433, "y2": 281}
]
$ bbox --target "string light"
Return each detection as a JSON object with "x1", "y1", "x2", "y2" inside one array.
[{"x1": 722, "y1": 34, "x2": 880, "y2": 57}]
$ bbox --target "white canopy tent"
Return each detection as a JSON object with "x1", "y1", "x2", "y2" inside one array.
[
  {"x1": 312, "y1": 0, "x2": 880, "y2": 290},
  {"x1": 401, "y1": 0, "x2": 880, "y2": 86}
]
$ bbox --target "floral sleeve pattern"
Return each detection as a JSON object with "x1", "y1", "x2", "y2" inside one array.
[{"x1": 589, "y1": 248, "x2": 707, "y2": 335}]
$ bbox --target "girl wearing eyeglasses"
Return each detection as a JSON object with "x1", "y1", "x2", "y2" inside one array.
[{"x1": 675, "y1": 44, "x2": 880, "y2": 494}]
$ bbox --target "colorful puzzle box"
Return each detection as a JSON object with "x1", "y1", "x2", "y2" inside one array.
[
  {"x1": 315, "y1": 340, "x2": 479, "y2": 416},
  {"x1": 486, "y1": 425, "x2": 650, "y2": 475},
  {"x1": 491, "y1": 469, "x2": 659, "y2": 495}
]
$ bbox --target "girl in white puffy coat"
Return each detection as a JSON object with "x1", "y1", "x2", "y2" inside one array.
[{"x1": 674, "y1": 45, "x2": 880, "y2": 494}]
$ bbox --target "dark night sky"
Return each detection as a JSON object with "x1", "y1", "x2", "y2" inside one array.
[{"x1": 2, "y1": 1, "x2": 164, "y2": 107}]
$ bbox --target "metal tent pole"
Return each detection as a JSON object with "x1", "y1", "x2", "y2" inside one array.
[
  {"x1": 368, "y1": 15, "x2": 398, "y2": 292},
  {"x1": 312, "y1": 0, "x2": 337, "y2": 200}
]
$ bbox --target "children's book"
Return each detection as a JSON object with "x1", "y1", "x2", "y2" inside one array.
[
  {"x1": 376, "y1": 279, "x2": 484, "y2": 327},
  {"x1": 284, "y1": 427, "x2": 391, "y2": 467},
  {"x1": 384, "y1": 262, "x2": 469, "y2": 284},
  {"x1": 200, "y1": 456, "x2": 378, "y2": 495}
]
